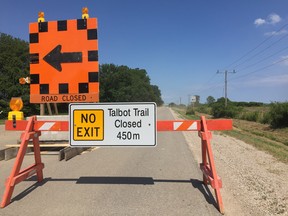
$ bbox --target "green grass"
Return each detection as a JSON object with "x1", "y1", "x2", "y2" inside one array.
[
  {"x1": 172, "y1": 107, "x2": 200, "y2": 120},
  {"x1": 172, "y1": 107, "x2": 288, "y2": 164},
  {"x1": 0, "y1": 119, "x2": 5, "y2": 125},
  {"x1": 221, "y1": 130, "x2": 288, "y2": 164},
  {"x1": 232, "y1": 119, "x2": 288, "y2": 146}
]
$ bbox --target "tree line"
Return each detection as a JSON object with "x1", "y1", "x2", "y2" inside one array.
[
  {"x1": 195, "y1": 96, "x2": 287, "y2": 129},
  {"x1": 0, "y1": 33, "x2": 163, "y2": 118}
]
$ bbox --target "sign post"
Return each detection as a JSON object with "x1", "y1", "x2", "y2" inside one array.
[{"x1": 69, "y1": 102, "x2": 157, "y2": 146}]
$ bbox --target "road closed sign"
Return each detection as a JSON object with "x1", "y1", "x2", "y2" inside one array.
[{"x1": 69, "y1": 102, "x2": 156, "y2": 146}]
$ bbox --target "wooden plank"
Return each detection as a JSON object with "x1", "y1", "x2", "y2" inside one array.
[
  {"x1": 0, "y1": 149, "x2": 5, "y2": 161},
  {"x1": 40, "y1": 104, "x2": 45, "y2": 115},
  {"x1": 27, "y1": 151, "x2": 59, "y2": 155},
  {"x1": 3, "y1": 147, "x2": 37, "y2": 161},
  {"x1": 6, "y1": 143, "x2": 69, "y2": 148},
  {"x1": 5, "y1": 148, "x2": 18, "y2": 161},
  {"x1": 64, "y1": 147, "x2": 78, "y2": 161},
  {"x1": 53, "y1": 103, "x2": 59, "y2": 115},
  {"x1": 59, "y1": 147, "x2": 66, "y2": 161},
  {"x1": 64, "y1": 147, "x2": 90, "y2": 161}
]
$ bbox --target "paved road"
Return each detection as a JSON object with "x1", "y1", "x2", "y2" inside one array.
[
  {"x1": 0, "y1": 125, "x2": 22, "y2": 150},
  {"x1": 0, "y1": 107, "x2": 220, "y2": 216}
]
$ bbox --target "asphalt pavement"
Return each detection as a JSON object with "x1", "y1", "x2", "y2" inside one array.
[{"x1": 0, "y1": 107, "x2": 221, "y2": 216}]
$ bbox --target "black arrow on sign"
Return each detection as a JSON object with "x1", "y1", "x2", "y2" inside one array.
[{"x1": 43, "y1": 45, "x2": 82, "y2": 72}]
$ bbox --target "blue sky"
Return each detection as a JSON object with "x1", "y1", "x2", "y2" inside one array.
[{"x1": 1, "y1": 0, "x2": 288, "y2": 104}]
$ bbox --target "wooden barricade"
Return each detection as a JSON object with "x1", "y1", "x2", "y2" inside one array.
[
  {"x1": 1, "y1": 116, "x2": 44, "y2": 208},
  {"x1": 199, "y1": 116, "x2": 224, "y2": 213}
]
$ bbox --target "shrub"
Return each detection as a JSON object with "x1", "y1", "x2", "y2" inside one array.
[
  {"x1": 211, "y1": 102, "x2": 242, "y2": 118},
  {"x1": 168, "y1": 102, "x2": 176, "y2": 107},
  {"x1": 241, "y1": 111, "x2": 259, "y2": 122},
  {"x1": 269, "y1": 102, "x2": 288, "y2": 128},
  {"x1": 260, "y1": 112, "x2": 271, "y2": 124},
  {"x1": 186, "y1": 106, "x2": 195, "y2": 115},
  {"x1": 196, "y1": 105, "x2": 211, "y2": 115}
]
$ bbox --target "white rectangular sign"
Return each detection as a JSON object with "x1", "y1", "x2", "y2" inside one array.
[{"x1": 69, "y1": 102, "x2": 157, "y2": 146}]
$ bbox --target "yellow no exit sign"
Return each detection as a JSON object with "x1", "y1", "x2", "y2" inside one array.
[
  {"x1": 69, "y1": 102, "x2": 156, "y2": 147},
  {"x1": 73, "y1": 110, "x2": 104, "y2": 141}
]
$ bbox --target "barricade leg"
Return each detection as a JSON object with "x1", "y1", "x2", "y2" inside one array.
[
  {"x1": 199, "y1": 116, "x2": 224, "y2": 214},
  {"x1": 32, "y1": 131, "x2": 44, "y2": 182},
  {"x1": 1, "y1": 116, "x2": 44, "y2": 208}
]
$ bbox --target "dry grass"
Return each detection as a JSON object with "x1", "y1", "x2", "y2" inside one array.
[
  {"x1": 172, "y1": 106, "x2": 288, "y2": 164},
  {"x1": 232, "y1": 119, "x2": 288, "y2": 146}
]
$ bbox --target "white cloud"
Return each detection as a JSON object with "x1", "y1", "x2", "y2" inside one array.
[
  {"x1": 268, "y1": 13, "x2": 281, "y2": 24},
  {"x1": 264, "y1": 29, "x2": 288, "y2": 36},
  {"x1": 270, "y1": 56, "x2": 288, "y2": 66},
  {"x1": 279, "y1": 55, "x2": 288, "y2": 66},
  {"x1": 237, "y1": 73, "x2": 288, "y2": 87},
  {"x1": 254, "y1": 74, "x2": 288, "y2": 86},
  {"x1": 254, "y1": 18, "x2": 266, "y2": 26},
  {"x1": 254, "y1": 13, "x2": 282, "y2": 26}
]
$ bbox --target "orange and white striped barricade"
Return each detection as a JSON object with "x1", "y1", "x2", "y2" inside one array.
[{"x1": 2, "y1": 116, "x2": 232, "y2": 214}]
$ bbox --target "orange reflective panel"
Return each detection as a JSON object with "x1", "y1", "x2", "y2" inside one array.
[{"x1": 29, "y1": 18, "x2": 99, "y2": 103}]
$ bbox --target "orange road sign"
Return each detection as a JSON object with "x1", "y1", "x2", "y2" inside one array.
[{"x1": 29, "y1": 18, "x2": 99, "y2": 103}]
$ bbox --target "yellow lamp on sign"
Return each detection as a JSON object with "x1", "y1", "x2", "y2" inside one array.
[
  {"x1": 82, "y1": 7, "x2": 89, "y2": 19},
  {"x1": 38, "y1": 11, "x2": 45, "y2": 23},
  {"x1": 10, "y1": 97, "x2": 23, "y2": 111},
  {"x1": 8, "y1": 97, "x2": 24, "y2": 120}
]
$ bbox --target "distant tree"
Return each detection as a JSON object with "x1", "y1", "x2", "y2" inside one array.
[
  {"x1": 100, "y1": 64, "x2": 163, "y2": 105},
  {"x1": 0, "y1": 33, "x2": 39, "y2": 117},
  {"x1": 0, "y1": 33, "x2": 29, "y2": 100},
  {"x1": 216, "y1": 97, "x2": 229, "y2": 104},
  {"x1": 233, "y1": 101, "x2": 264, "y2": 107},
  {"x1": 206, "y1": 96, "x2": 215, "y2": 105},
  {"x1": 151, "y1": 85, "x2": 164, "y2": 106}
]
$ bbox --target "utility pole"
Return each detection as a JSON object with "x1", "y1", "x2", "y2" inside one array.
[{"x1": 217, "y1": 70, "x2": 236, "y2": 107}]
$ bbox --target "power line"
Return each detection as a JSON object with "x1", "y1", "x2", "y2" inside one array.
[
  {"x1": 232, "y1": 32, "x2": 288, "y2": 69},
  {"x1": 197, "y1": 53, "x2": 287, "y2": 99},
  {"x1": 237, "y1": 44, "x2": 288, "y2": 72},
  {"x1": 193, "y1": 23, "x2": 288, "y2": 100},
  {"x1": 193, "y1": 73, "x2": 218, "y2": 95},
  {"x1": 224, "y1": 22, "x2": 288, "y2": 70},
  {"x1": 230, "y1": 56, "x2": 288, "y2": 81}
]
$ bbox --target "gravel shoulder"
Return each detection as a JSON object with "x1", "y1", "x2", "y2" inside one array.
[{"x1": 170, "y1": 108, "x2": 288, "y2": 216}]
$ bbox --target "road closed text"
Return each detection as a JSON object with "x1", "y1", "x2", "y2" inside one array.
[{"x1": 41, "y1": 95, "x2": 87, "y2": 102}]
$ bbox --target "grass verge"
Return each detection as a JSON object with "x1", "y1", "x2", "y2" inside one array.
[
  {"x1": 172, "y1": 107, "x2": 200, "y2": 120},
  {"x1": 220, "y1": 129, "x2": 288, "y2": 164},
  {"x1": 172, "y1": 107, "x2": 288, "y2": 164}
]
